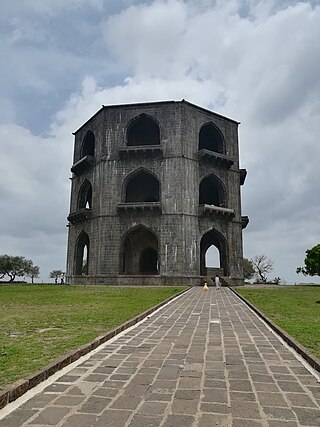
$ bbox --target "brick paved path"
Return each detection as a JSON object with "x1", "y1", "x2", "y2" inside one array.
[{"x1": 0, "y1": 287, "x2": 319, "y2": 427}]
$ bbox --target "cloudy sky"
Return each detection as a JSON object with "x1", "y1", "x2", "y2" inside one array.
[{"x1": 0, "y1": 0, "x2": 319, "y2": 284}]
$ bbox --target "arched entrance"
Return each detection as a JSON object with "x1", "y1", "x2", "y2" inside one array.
[
  {"x1": 121, "y1": 226, "x2": 159, "y2": 275},
  {"x1": 200, "y1": 229, "x2": 228, "y2": 276}
]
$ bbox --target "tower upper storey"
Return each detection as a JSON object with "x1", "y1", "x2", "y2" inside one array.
[{"x1": 71, "y1": 100, "x2": 242, "y2": 174}]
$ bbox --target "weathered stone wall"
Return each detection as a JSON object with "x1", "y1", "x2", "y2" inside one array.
[{"x1": 66, "y1": 100, "x2": 247, "y2": 285}]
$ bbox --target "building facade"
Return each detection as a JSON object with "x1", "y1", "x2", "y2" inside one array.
[{"x1": 66, "y1": 100, "x2": 248, "y2": 286}]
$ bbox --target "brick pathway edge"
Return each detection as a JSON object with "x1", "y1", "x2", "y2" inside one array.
[
  {"x1": 0, "y1": 286, "x2": 191, "y2": 410},
  {"x1": 231, "y1": 287, "x2": 320, "y2": 372}
]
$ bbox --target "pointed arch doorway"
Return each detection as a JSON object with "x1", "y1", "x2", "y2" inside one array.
[
  {"x1": 121, "y1": 226, "x2": 159, "y2": 275},
  {"x1": 200, "y1": 229, "x2": 228, "y2": 276}
]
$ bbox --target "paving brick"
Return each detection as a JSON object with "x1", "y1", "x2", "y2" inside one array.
[
  {"x1": 231, "y1": 419, "x2": 263, "y2": 427},
  {"x1": 128, "y1": 414, "x2": 163, "y2": 427},
  {"x1": 200, "y1": 402, "x2": 230, "y2": 414},
  {"x1": 178, "y1": 378, "x2": 202, "y2": 389},
  {"x1": 229, "y1": 391, "x2": 256, "y2": 401},
  {"x1": 20, "y1": 393, "x2": 57, "y2": 410},
  {"x1": 58, "y1": 375, "x2": 81, "y2": 383},
  {"x1": 61, "y1": 413, "x2": 98, "y2": 427},
  {"x1": 253, "y1": 382, "x2": 280, "y2": 392},
  {"x1": 151, "y1": 380, "x2": 177, "y2": 392},
  {"x1": 197, "y1": 413, "x2": 228, "y2": 426},
  {"x1": 53, "y1": 396, "x2": 85, "y2": 406},
  {"x1": 43, "y1": 383, "x2": 70, "y2": 393},
  {"x1": 230, "y1": 401, "x2": 261, "y2": 419},
  {"x1": 0, "y1": 409, "x2": 36, "y2": 427},
  {"x1": 162, "y1": 414, "x2": 195, "y2": 427},
  {"x1": 93, "y1": 409, "x2": 131, "y2": 427},
  {"x1": 285, "y1": 392, "x2": 317, "y2": 407},
  {"x1": 250, "y1": 374, "x2": 275, "y2": 383},
  {"x1": 277, "y1": 381, "x2": 305, "y2": 393},
  {"x1": 263, "y1": 406, "x2": 296, "y2": 420},
  {"x1": 110, "y1": 395, "x2": 141, "y2": 410},
  {"x1": 203, "y1": 388, "x2": 228, "y2": 403},
  {"x1": 92, "y1": 387, "x2": 119, "y2": 398},
  {"x1": 78, "y1": 396, "x2": 110, "y2": 414},
  {"x1": 229, "y1": 380, "x2": 253, "y2": 392},
  {"x1": 257, "y1": 392, "x2": 288, "y2": 407},
  {"x1": 175, "y1": 389, "x2": 200, "y2": 400},
  {"x1": 171, "y1": 398, "x2": 199, "y2": 415},
  {"x1": 30, "y1": 406, "x2": 71, "y2": 425},
  {"x1": 267, "y1": 421, "x2": 298, "y2": 427},
  {"x1": 138, "y1": 401, "x2": 168, "y2": 415},
  {"x1": 292, "y1": 406, "x2": 320, "y2": 426}
]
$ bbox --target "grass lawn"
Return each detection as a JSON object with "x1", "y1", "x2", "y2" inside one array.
[
  {"x1": 236, "y1": 286, "x2": 320, "y2": 359},
  {"x1": 0, "y1": 285, "x2": 187, "y2": 390}
]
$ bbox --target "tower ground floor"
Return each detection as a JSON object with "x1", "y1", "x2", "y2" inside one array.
[{"x1": 66, "y1": 213, "x2": 244, "y2": 287}]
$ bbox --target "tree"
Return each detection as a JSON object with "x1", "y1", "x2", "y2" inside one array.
[
  {"x1": 50, "y1": 270, "x2": 64, "y2": 284},
  {"x1": 296, "y1": 244, "x2": 320, "y2": 277},
  {"x1": 251, "y1": 254, "x2": 274, "y2": 283},
  {"x1": 243, "y1": 258, "x2": 255, "y2": 280},
  {"x1": 26, "y1": 265, "x2": 40, "y2": 283},
  {"x1": 0, "y1": 254, "x2": 38, "y2": 282}
]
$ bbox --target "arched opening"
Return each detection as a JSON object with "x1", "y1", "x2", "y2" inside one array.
[
  {"x1": 199, "y1": 123, "x2": 224, "y2": 154},
  {"x1": 199, "y1": 175, "x2": 226, "y2": 206},
  {"x1": 75, "y1": 231, "x2": 90, "y2": 275},
  {"x1": 206, "y1": 245, "x2": 220, "y2": 268},
  {"x1": 78, "y1": 180, "x2": 92, "y2": 209},
  {"x1": 140, "y1": 247, "x2": 158, "y2": 273},
  {"x1": 125, "y1": 170, "x2": 160, "y2": 203},
  {"x1": 200, "y1": 229, "x2": 228, "y2": 276},
  {"x1": 81, "y1": 130, "x2": 95, "y2": 157},
  {"x1": 127, "y1": 115, "x2": 160, "y2": 146},
  {"x1": 121, "y1": 226, "x2": 159, "y2": 275}
]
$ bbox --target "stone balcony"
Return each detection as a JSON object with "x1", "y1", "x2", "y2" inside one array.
[
  {"x1": 71, "y1": 155, "x2": 95, "y2": 176},
  {"x1": 117, "y1": 202, "x2": 162, "y2": 212},
  {"x1": 67, "y1": 208, "x2": 92, "y2": 224},
  {"x1": 198, "y1": 204, "x2": 235, "y2": 218},
  {"x1": 118, "y1": 145, "x2": 162, "y2": 159},
  {"x1": 198, "y1": 149, "x2": 234, "y2": 169}
]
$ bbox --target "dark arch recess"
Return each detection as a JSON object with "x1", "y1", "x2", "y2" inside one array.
[
  {"x1": 199, "y1": 175, "x2": 226, "y2": 207},
  {"x1": 120, "y1": 226, "x2": 159, "y2": 275},
  {"x1": 127, "y1": 114, "x2": 160, "y2": 146},
  {"x1": 125, "y1": 170, "x2": 160, "y2": 203},
  {"x1": 81, "y1": 130, "x2": 95, "y2": 157},
  {"x1": 199, "y1": 123, "x2": 224, "y2": 154},
  {"x1": 78, "y1": 180, "x2": 92, "y2": 209}
]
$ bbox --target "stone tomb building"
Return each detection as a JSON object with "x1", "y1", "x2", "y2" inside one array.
[{"x1": 66, "y1": 100, "x2": 248, "y2": 286}]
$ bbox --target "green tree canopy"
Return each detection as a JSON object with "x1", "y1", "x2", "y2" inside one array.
[
  {"x1": 0, "y1": 254, "x2": 39, "y2": 282},
  {"x1": 296, "y1": 244, "x2": 320, "y2": 276},
  {"x1": 26, "y1": 265, "x2": 40, "y2": 283},
  {"x1": 243, "y1": 258, "x2": 255, "y2": 280}
]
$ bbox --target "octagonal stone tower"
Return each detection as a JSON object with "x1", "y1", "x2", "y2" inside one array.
[{"x1": 66, "y1": 100, "x2": 248, "y2": 286}]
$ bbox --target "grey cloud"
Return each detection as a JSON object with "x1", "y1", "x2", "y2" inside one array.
[{"x1": 1, "y1": 0, "x2": 319, "y2": 283}]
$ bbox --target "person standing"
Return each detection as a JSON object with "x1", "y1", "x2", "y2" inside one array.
[{"x1": 215, "y1": 275, "x2": 221, "y2": 290}]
